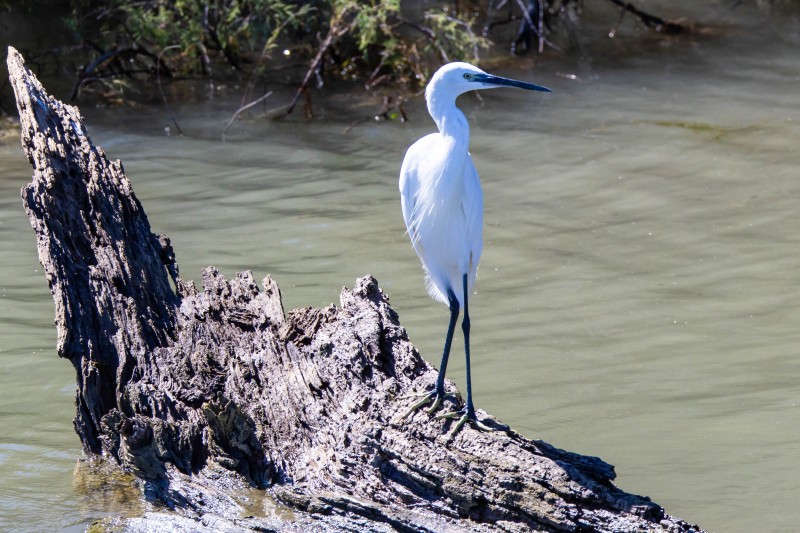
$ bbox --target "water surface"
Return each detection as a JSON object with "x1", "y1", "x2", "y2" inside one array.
[{"x1": 1, "y1": 3, "x2": 799, "y2": 531}]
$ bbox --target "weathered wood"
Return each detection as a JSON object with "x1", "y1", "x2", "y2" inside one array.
[{"x1": 8, "y1": 45, "x2": 704, "y2": 533}]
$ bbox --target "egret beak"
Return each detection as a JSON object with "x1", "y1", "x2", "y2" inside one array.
[{"x1": 475, "y1": 73, "x2": 552, "y2": 92}]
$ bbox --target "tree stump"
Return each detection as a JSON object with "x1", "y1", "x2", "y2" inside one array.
[{"x1": 7, "y1": 46, "x2": 704, "y2": 533}]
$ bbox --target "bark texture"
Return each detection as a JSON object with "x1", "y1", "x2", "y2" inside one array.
[{"x1": 8, "y1": 46, "x2": 704, "y2": 533}]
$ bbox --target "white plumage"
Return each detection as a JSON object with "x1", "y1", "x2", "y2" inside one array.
[
  {"x1": 399, "y1": 62, "x2": 550, "y2": 432},
  {"x1": 399, "y1": 122, "x2": 483, "y2": 307}
]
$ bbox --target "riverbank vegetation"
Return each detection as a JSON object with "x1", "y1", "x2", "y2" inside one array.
[{"x1": 1, "y1": 0, "x2": 797, "y2": 120}]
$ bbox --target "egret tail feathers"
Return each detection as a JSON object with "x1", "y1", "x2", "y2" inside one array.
[{"x1": 424, "y1": 272, "x2": 449, "y2": 305}]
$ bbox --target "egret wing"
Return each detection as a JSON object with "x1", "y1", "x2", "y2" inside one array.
[
  {"x1": 462, "y1": 154, "x2": 484, "y2": 279},
  {"x1": 399, "y1": 159, "x2": 417, "y2": 240},
  {"x1": 399, "y1": 138, "x2": 431, "y2": 254}
]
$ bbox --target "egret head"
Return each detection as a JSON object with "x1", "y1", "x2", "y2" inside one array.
[{"x1": 425, "y1": 62, "x2": 551, "y2": 103}]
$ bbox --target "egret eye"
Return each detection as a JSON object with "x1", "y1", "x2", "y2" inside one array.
[{"x1": 463, "y1": 73, "x2": 472, "y2": 80}]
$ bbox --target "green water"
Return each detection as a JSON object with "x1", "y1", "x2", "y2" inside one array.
[{"x1": 1, "y1": 2, "x2": 799, "y2": 531}]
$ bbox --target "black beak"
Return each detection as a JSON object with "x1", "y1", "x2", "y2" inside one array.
[{"x1": 475, "y1": 73, "x2": 552, "y2": 92}]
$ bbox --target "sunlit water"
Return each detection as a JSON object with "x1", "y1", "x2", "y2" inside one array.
[{"x1": 1, "y1": 3, "x2": 799, "y2": 532}]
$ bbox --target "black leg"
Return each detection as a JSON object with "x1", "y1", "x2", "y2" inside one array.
[
  {"x1": 401, "y1": 275, "x2": 500, "y2": 435},
  {"x1": 435, "y1": 288, "x2": 460, "y2": 397},
  {"x1": 462, "y1": 274, "x2": 476, "y2": 419},
  {"x1": 435, "y1": 274, "x2": 494, "y2": 436},
  {"x1": 399, "y1": 286, "x2": 461, "y2": 420}
]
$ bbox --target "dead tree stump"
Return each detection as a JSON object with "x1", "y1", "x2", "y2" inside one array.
[{"x1": 7, "y1": 46, "x2": 704, "y2": 533}]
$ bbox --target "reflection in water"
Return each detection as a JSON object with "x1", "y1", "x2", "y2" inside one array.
[
  {"x1": 1, "y1": 4, "x2": 799, "y2": 532},
  {"x1": 72, "y1": 459, "x2": 146, "y2": 520}
]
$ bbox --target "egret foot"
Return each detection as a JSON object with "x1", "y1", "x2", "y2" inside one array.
[
  {"x1": 399, "y1": 389, "x2": 461, "y2": 420},
  {"x1": 436, "y1": 409, "x2": 495, "y2": 438}
]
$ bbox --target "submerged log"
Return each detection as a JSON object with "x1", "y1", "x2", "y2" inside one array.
[{"x1": 8, "y1": 45, "x2": 704, "y2": 533}]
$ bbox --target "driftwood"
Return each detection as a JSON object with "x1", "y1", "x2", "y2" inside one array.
[{"x1": 8, "y1": 45, "x2": 704, "y2": 533}]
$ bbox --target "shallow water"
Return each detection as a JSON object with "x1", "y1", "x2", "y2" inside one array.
[{"x1": 1, "y1": 2, "x2": 799, "y2": 531}]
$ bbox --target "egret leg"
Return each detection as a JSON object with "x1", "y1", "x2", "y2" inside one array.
[
  {"x1": 436, "y1": 274, "x2": 494, "y2": 436},
  {"x1": 400, "y1": 289, "x2": 461, "y2": 419}
]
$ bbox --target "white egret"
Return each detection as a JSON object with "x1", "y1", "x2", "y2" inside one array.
[{"x1": 399, "y1": 62, "x2": 551, "y2": 434}]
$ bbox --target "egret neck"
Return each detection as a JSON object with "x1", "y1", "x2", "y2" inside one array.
[{"x1": 425, "y1": 92, "x2": 471, "y2": 209}]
